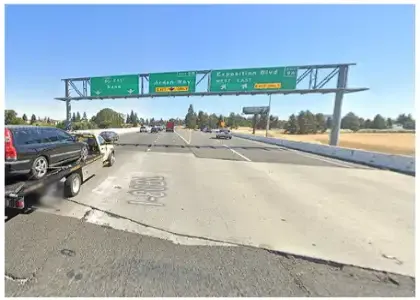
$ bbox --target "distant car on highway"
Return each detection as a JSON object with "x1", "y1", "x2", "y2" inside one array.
[
  {"x1": 151, "y1": 126, "x2": 159, "y2": 133},
  {"x1": 216, "y1": 128, "x2": 232, "y2": 139},
  {"x1": 140, "y1": 125, "x2": 150, "y2": 133},
  {"x1": 166, "y1": 121, "x2": 175, "y2": 132},
  {"x1": 99, "y1": 131, "x2": 119, "y2": 143}
]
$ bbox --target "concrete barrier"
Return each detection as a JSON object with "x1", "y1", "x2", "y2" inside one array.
[
  {"x1": 73, "y1": 127, "x2": 139, "y2": 135},
  {"x1": 232, "y1": 133, "x2": 415, "y2": 175}
]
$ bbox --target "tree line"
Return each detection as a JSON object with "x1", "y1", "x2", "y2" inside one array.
[
  {"x1": 5, "y1": 108, "x2": 184, "y2": 130},
  {"x1": 183, "y1": 104, "x2": 415, "y2": 134}
]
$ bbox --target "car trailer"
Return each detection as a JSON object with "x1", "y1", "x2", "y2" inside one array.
[{"x1": 5, "y1": 154, "x2": 103, "y2": 210}]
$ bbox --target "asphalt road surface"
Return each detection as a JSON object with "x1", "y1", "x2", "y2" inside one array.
[{"x1": 5, "y1": 129, "x2": 415, "y2": 297}]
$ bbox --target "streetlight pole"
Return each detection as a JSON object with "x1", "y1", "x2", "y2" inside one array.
[{"x1": 265, "y1": 94, "x2": 272, "y2": 137}]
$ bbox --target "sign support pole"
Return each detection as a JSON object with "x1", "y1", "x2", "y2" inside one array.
[
  {"x1": 329, "y1": 65, "x2": 349, "y2": 146},
  {"x1": 265, "y1": 94, "x2": 272, "y2": 137},
  {"x1": 64, "y1": 79, "x2": 71, "y2": 131}
]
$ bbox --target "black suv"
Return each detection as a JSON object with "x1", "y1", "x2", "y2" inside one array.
[{"x1": 5, "y1": 125, "x2": 88, "y2": 180}]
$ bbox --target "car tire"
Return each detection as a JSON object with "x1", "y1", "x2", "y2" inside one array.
[
  {"x1": 107, "y1": 151, "x2": 115, "y2": 167},
  {"x1": 80, "y1": 145, "x2": 88, "y2": 161},
  {"x1": 64, "y1": 172, "x2": 82, "y2": 198},
  {"x1": 30, "y1": 156, "x2": 49, "y2": 180}
]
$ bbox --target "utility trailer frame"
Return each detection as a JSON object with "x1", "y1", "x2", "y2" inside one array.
[{"x1": 5, "y1": 154, "x2": 104, "y2": 210}]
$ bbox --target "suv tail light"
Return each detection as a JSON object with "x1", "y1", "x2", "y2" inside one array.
[{"x1": 5, "y1": 128, "x2": 17, "y2": 160}]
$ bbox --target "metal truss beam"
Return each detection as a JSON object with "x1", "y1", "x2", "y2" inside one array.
[
  {"x1": 55, "y1": 63, "x2": 366, "y2": 101},
  {"x1": 57, "y1": 62, "x2": 368, "y2": 147},
  {"x1": 55, "y1": 87, "x2": 367, "y2": 101}
]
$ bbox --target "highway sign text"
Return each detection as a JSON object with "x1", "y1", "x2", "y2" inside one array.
[
  {"x1": 149, "y1": 72, "x2": 196, "y2": 94},
  {"x1": 209, "y1": 67, "x2": 298, "y2": 93},
  {"x1": 90, "y1": 75, "x2": 139, "y2": 97}
]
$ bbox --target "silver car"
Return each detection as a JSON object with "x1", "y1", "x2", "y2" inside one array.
[{"x1": 216, "y1": 129, "x2": 232, "y2": 139}]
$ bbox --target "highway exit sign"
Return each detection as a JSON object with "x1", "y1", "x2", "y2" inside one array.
[
  {"x1": 149, "y1": 72, "x2": 197, "y2": 94},
  {"x1": 90, "y1": 75, "x2": 139, "y2": 97},
  {"x1": 209, "y1": 66, "x2": 298, "y2": 93}
]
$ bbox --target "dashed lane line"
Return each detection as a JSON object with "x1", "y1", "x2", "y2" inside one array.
[
  {"x1": 223, "y1": 145, "x2": 252, "y2": 162},
  {"x1": 175, "y1": 130, "x2": 191, "y2": 145}
]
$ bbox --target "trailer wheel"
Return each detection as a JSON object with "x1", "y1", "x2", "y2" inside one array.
[{"x1": 64, "y1": 172, "x2": 82, "y2": 198}]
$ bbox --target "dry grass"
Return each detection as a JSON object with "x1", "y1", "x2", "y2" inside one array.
[{"x1": 233, "y1": 127, "x2": 415, "y2": 156}]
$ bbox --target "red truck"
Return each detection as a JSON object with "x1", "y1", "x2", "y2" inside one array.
[{"x1": 166, "y1": 121, "x2": 175, "y2": 132}]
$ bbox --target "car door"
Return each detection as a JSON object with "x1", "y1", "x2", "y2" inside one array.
[
  {"x1": 53, "y1": 128, "x2": 82, "y2": 163},
  {"x1": 97, "y1": 135, "x2": 109, "y2": 161},
  {"x1": 37, "y1": 127, "x2": 63, "y2": 166}
]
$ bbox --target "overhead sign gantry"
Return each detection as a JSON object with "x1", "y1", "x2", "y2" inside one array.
[{"x1": 55, "y1": 63, "x2": 368, "y2": 146}]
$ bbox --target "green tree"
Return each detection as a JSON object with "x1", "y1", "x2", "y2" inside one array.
[
  {"x1": 304, "y1": 110, "x2": 317, "y2": 134},
  {"x1": 83, "y1": 112, "x2": 88, "y2": 121},
  {"x1": 284, "y1": 114, "x2": 299, "y2": 134},
  {"x1": 297, "y1": 111, "x2": 308, "y2": 134},
  {"x1": 22, "y1": 113, "x2": 28, "y2": 122},
  {"x1": 372, "y1": 114, "x2": 386, "y2": 129},
  {"x1": 341, "y1": 112, "x2": 360, "y2": 131},
  {"x1": 31, "y1": 114, "x2": 37, "y2": 124},
  {"x1": 315, "y1": 113, "x2": 326, "y2": 133},
  {"x1": 185, "y1": 104, "x2": 197, "y2": 129},
  {"x1": 76, "y1": 112, "x2": 81, "y2": 122},
  {"x1": 56, "y1": 121, "x2": 66, "y2": 130},
  {"x1": 197, "y1": 111, "x2": 206, "y2": 129},
  {"x1": 386, "y1": 117, "x2": 393, "y2": 128},
  {"x1": 208, "y1": 113, "x2": 218, "y2": 129},
  {"x1": 5, "y1": 110, "x2": 18, "y2": 125},
  {"x1": 133, "y1": 113, "x2": 139, "y2": 127},
  {"x1": 129, "y1": 110, "x2": 135, "y2": 124},
  {"x1": 92, "y1": 108, "x2": 124, "y2": 128},
  {"x1": 5, "y1": 110, "x2": 26, "y2": 125},
  {"x1": 364, "y1": 119, "x2": 373, "y2": 129},
  {"x1": 72, "y1": 113, "x2": 76, "y2": 122},
  {"x1": 396, "y1": 113, "x2": 415, "y2": 129}
]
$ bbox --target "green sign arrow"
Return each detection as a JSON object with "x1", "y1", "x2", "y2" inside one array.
[
  {"x1": 149, "y1": 72, "x2": 196, "y2": 94},
  {"x1": 209, "y1": 66, "x2": 298, "y2": 93},
  {"x1": 90, "y1": 75, "x2": 139, "y2": 97}
]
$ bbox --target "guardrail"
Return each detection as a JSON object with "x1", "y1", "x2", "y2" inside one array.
[{"x1": 232, "y1": 133, "x2": 415, "y2": 176}]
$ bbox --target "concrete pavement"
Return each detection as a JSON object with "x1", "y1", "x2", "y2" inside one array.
[
  {"x1": 5, "y1": 212, "x2": 415, "y2": 297},
  {"x1": 5, "y1": 128, "x2": 415, "y2": 295}
]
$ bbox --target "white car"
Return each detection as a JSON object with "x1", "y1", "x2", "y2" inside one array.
[
  {"x1": 216, "y1": 129, "x2": 232, "y2": 139},
  {"x1": 73, "y1": 133, "x2": 116, "y2": 167}
]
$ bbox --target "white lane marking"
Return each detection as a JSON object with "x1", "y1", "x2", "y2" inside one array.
[
  {"x1": 223, "y1": 145, "x2": 252, "y2": 162},
  {"x1": 235, "y1": 136, "x2": 363, "y2": 168},
  {"x1": 175, "y1": 130, "x2": 190, "y2": 145}
]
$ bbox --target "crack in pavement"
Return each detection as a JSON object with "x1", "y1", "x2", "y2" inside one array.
[
  {"x1": 5, "y1": 273, "x2": 32, "y2": 285},
  {"x1": 63, "y1": 197, "x2": 412, "y2": 284}
]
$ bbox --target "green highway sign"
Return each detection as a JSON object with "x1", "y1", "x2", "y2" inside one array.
[
  {"x1": 209, "y1": 66, "x2": 298, "y2": 93},
  {"x1": 149, "y1": 71, "x2": 197, "y2": 94},
  {"x1": 90, "y1": 75, "x2": 139, "y2": 97}
]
